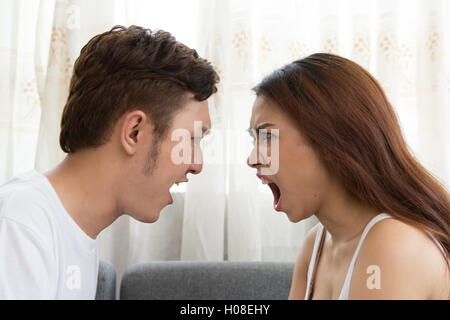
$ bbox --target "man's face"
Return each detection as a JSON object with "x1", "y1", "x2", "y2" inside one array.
[{"x1": 120, "y1": 95, "x2": 211, "y2": 222}]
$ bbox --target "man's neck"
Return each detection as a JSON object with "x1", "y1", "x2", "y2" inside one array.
[{"x1": 44, "y1": 152, "x2": 122, "y2": 239}]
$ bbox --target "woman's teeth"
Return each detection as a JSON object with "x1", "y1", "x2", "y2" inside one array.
[{"x1": 261, "y1": 177, "x2": 270, "y2": 184}]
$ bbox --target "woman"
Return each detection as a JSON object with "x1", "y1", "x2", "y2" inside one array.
[{"x1": 247, "y1": 53, "x2": 449, "y2": 299}]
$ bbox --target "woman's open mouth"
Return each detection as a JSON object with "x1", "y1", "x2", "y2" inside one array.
[{"x1": 257, "y1": 173, "x2": 282, "y2": 211}]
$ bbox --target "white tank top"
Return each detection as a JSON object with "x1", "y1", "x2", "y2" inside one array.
[{"x1": 304, "y1": 213, "x2": 447, "y2": 300}]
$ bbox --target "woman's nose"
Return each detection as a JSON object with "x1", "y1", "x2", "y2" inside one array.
[{"x1": 247, "y1": 145, "x2": 259, "y2": 168}]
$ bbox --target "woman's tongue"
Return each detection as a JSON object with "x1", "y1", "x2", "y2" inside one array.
[{"x1": 268, "y1": 182, "x2": 282, "y2": 211}]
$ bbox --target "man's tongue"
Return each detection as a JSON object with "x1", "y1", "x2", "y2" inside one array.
[{"x1": 268, "y1": 182, "x2": 281, "y2": 211}]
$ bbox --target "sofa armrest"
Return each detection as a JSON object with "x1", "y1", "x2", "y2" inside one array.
[{"x1": 95, "y1": 260, "x2": 117, "y2": 300}]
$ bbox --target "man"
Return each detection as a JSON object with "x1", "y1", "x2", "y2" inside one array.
[{"x1": 0, "y1": 25, "x2": 219, "y2": 299}]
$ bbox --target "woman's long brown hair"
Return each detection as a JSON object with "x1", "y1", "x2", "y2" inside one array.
[{"x1": 254, "y1": 53, "x2": 449, "y2": 261}]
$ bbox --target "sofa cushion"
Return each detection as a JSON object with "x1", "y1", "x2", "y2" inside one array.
[{"x1": 120, "y1": 261, "x2": 294, "y2": 300}]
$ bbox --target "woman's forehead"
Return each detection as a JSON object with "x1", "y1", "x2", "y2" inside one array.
[{"x1": 250, "y1": 96, "x2": 291, "y2": 129}]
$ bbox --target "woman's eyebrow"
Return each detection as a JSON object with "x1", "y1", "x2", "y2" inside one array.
[
  {"x1": 256, "y1": 122, "x2": 275, "y2": 130},
  {"x1": 249, "y1": 122, "x2": 276, "y2": 133}
]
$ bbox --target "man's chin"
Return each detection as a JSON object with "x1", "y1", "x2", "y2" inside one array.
[{"x1": 128, "y1": 210, "x2": 161, "y2": 223}]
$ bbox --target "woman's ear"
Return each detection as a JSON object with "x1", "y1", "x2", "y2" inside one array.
[{"x1": 120, "y1": 110, "x2": 150, "y2": 155}]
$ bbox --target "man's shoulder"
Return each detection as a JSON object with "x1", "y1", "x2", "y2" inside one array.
[{"x1": 0, "y1": 171, "x2": 55, "y2": 236}]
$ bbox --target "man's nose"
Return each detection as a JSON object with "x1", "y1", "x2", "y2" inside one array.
[
  {"x1": 188, "y1": 162, "x2": 203, "y2": 175},
  {"x1": 189, "y1": 148, "x2": 203, "y2": 175}
]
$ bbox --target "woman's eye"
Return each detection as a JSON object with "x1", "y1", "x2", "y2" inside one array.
[{"x1": 260, "y1": 132, "x2": 271, "y2": 141}]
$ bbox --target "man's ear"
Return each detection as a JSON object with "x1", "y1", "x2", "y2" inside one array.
[{"x1": 120, "y1": 110, "x2": 150, "y2": 155}]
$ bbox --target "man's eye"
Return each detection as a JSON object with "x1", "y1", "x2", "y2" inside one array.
[{"x1": 191, "y1": 137, "x2": 202, "y2": 145}]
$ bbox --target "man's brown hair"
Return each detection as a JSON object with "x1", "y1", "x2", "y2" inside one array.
[{"x1": 60, "y1": 25, "x2": 219, "y2": 153}]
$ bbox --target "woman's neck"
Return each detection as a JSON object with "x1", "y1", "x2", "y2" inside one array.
[{"x1": 315, "y1": 186, "x2": 381, "y2": 246}]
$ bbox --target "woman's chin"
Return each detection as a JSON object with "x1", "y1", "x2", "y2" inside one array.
[
  {"x1": 284, "y1": 209, "x2": 312, "y2": 223},
  {"x1": 286, "y1": 214, "x2": 302, "y2": 223},
  {"x1": 283, "y1": 208, "x2": 299, "y2": 222}
]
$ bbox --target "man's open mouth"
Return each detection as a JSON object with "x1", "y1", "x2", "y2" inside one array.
[{"x1": 257, "y1": 173, "x2": 282, "y2": 211}]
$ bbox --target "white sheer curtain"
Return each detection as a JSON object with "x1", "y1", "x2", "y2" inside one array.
[
  {"x1": 1, "y1": 0, "x2": 449, "y2": 291},
  {"x1": 188, "y1": 0, "x2": 320, "y2": 262},
  {"x1": 0, "y1": 0, "x2": 50, "y2": 183}
]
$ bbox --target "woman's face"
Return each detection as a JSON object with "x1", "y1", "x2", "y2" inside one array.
[{"x1": 247, "y1": 95, "x2": 334, "y2": 222}]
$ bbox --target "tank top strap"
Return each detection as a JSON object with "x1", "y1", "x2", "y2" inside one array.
[
  {"x1": 338, "y1": 213, "x2": 393, "y2": 299},
  {"x1": 304, "y1": 223, "x2": 326, "y2": 300},
  {"x1": 424, "y1": 230, "x2": 449, "y2": 264}
]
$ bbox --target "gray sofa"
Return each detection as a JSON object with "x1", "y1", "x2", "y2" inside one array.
[
  {"x1": 96, "y1": 260, "x2": 294, "y2": 300},
  {"x1": 95, "y1": 260, "x2": 117, "y2": 300}
]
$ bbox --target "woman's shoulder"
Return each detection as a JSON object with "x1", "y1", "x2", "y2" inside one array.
[
  {"x1": 364, "y1": 217, "x2": 447, "y2": 264},
  {"x1": 349, "y1": 216, "x2": 449, "y2": 299}
]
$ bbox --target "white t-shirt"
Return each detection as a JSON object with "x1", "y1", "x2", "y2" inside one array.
[{"x1": 0, "y1": 170, "x2": 99, "y2": 299}]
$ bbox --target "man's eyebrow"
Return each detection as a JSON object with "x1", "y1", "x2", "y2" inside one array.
[{"x1": 202, "y1": 127, "x2": 211, "y2": 136}]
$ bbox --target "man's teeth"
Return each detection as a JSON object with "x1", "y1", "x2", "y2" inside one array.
[{"x1": 261, "y1": 178, "x2": 270, "y2": 184}]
